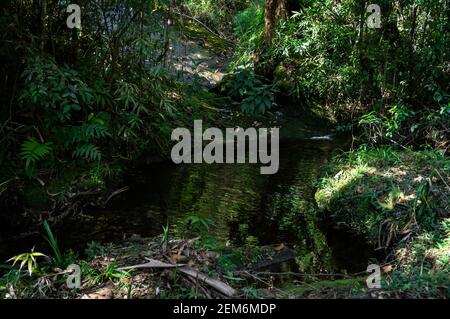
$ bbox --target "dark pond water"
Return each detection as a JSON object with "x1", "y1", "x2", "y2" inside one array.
[{"x1": 1, "y1": 115, "x2": 374, "y2": 274}]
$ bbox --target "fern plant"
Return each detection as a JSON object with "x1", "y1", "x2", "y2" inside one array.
[
  {"x1": 185, "y1": 215, "x2": 214, "y2": 230},
  {"x1": 20, "y1": 137, "x2": 52, "y2": 173},
  {"x1": 64, "y1": 121, "x2": 110, "y2": 162},
  {"x1": 72, "y1": 144, "x2": 102, "y2": 161},
  {"x1": 69, "y1": 124, "x2": 110, "y2": 145}
]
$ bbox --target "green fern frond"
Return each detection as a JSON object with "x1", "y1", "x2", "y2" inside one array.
[
  {"x1": 72, "y1": 143, "x2": 101, "y2": 161},
  {"x1": 70, "y1": 124, "x2": 110, "y2": 144},
  {"x1": 20, "y1": 137, "x2": 52, "y2": 170}
]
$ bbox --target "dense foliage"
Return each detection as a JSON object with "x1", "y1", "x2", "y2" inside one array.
[
  {"x1": 229, "y1": 0, "x2": 450, "y2": 298},
  {"x1": 177, "y1": 0, "x2": 251, "y2": 37},
  {"x1": 0, "y1": 0, "x2": 207, "y2": 190},
  {"x1": 0, "y1": 0, "x2": 449, "y2": 300},
  {"x1": 231, "y1": 0, "x2": 449, "y2": 149}
]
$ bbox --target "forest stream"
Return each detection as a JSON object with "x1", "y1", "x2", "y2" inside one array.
[
  {"x1": 1, "y1": 114, "x2": 374, "y2": 279},
  {"x1": 1, "y1": 0, "x2": 448, "y2": 300},
  {"x1": 0, "y1": 18, "x2": 376, "y2": 280}
]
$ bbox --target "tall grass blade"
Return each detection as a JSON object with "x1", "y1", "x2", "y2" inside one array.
[{"x1": 43, "y1": 220, "x2": 63, "y2": 265}]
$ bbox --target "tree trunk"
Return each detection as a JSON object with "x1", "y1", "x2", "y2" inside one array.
[
  {"x1": 254, "y1": 0, "x2": 287, "y2": 77},
  {"x1": 263, "y1": 0, "x2": 287, "y2": 47},
  {"x1": 40, "y1": 0, "x2": 47, "y2": 51}
]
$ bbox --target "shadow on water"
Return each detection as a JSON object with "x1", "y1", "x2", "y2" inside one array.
[{"x1": 1, "y1": 116, "x2": 375, "y2": 274}]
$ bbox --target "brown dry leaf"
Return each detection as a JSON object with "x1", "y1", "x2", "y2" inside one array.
[
  {"x1": 274, "y1": 243, "x2": 285, "y2": 251},
  {"x1": 171, "y1": 254, "x2": 189, "y2": 263},
  {"x1": 81, "y1": 286, "x2": 114, "y2": 299},
  {"x1": 121, "y1": 277, "x2": 133, "y2": 284},
  {"x1": 382, "y1": 265, "x2": 393, "y2": 273}
]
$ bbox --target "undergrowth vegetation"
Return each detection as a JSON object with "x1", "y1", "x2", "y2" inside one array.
[
  {"x1": 176, "y1": 0, "x2": 251, "y2": 37},
  {"x1": 230, "y1": 0, "x2": 449, "y2": 148},
  {"x1": 226, "y1": 0, "x2": 450, "y2": 297},
  {"x1": 316, "y1": 147, "x2": 450, "y2": 297},
  {"x1": 0, "y1": 0, "x2": 449, "y2": 300},
  {"x1": 0, "y1": 221, "x2": 284, "y2": 299}
]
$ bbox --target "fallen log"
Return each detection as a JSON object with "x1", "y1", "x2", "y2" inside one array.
[
  {"x1": 118, "y1": 258, "x2": 236, "y2": 297},
  {"x1": 178, "y1": 266, "x2": 236, "y2": 297},
  {"x1": 118, "y1": 259, "x2": 183, "y2": 270}
]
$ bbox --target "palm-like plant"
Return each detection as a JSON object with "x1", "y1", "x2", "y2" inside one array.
[{"x1": 7, "y1": 247, "x2": 47, "y2": 276}]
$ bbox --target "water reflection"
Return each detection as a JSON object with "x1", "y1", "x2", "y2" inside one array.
[
  {"x1": 88, "y1": 118, "x2": 358, "y2": 273},
  {"x1": 2, "y1": 117, "x2": 371, "y2": 273}
]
